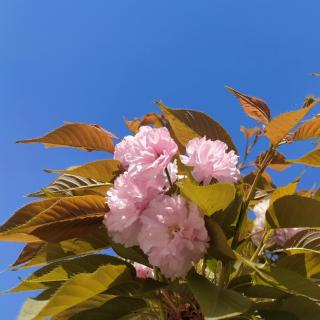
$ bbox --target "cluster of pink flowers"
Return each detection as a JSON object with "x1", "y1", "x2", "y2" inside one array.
[
  {"x1": 104, "y1": 126, "x2": 240, "y2": 278},
  {"x1": 252, "y1": 198, "x2": 301, "y2": 246}
]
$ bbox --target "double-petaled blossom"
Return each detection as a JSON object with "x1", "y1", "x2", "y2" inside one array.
[
  {"x1": 114, "y1": 126, "x2": 178, "y2": 173},
  {"x1": 104, "y1": 126, "x2": 178, "y2": 247},
  {"x1": 138, "y1": 195, "x2": 209, "y2": 279},
  {"x1": 252, "y1": 198, "x2": 301, "y2": 247},
  {"x1": 180, "y1": 137, "x2": 240, "y2": 185}
]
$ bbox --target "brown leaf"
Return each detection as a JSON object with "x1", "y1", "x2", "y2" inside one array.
[
  {"x1": 293, "y1": 117, "x2": 320, "y2": 141},
  {"x1": 45, "y1": 159, "x2": 122, "y2": 183},
  {"x1": 287, "y1": 147, "x2": 320, "y2": 167},
  {"x1": 17, "y1": 122, "x2": 117, "y2": 153},
  {"x1": 265, "y1": 99, "x2": 319, "y2": 145},
  {"x1": 240, "y1": 126, "x2": 259, "y2": 139},
  {"x1": 125, "y1": 113, "x2": 163, "y2": 133},
  {"x1": 0, "y1": 195, "x2": 106, "y2": 242},
  {"x1": 227, "y1": 86, "x2": 271, "y2": 124},
  {"x1": 158, "y1": 102, "x2": 237, "y2": 153},
  {"x1": 255, "y1": 151, "x2": 290, "y2": 171},
  {"x1": 12, "y1": 242, "x2": 44, "y2": 267}
]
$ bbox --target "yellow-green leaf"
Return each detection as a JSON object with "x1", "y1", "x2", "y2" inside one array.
[
  {"x1": 17, "y1": 122, "x2": 117, "y2": 153},
  {"x1": 18, "y1": 264, "x2": 132, "y2": 320},
  {"x1": 177, "y1": 179, "x2": 236, "y2": 216},
  {"x1": 45, "y1": 159, "x2": 122, "y2": 183},
  {"x1": 265, "y1": 99, "x2": 319, "y2": 145},
  {"x1": 227, "y1": 86, "x2": 271, "y2": 124},
  {"x1": 287, "y1": 147, "x2": 320, "y2": 167},
  {"x1": 157, "y1": 102, "x2": 237, "y2": 153}
]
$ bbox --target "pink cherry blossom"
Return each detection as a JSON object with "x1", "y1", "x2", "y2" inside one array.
[
  {"x1": 114, "y1": 126, "x2": 178, "y2": 172},
  {"x1": 252, "y1": 198, "x2": 301, "y2": 247},
  {"x1": 138, "y1": 195, "x2": 209, "y2": 279},
  {"x1": 180, "y1": 137, "x2": 240, "y2": 185},
  {"x1": 133, "y1": 263, "x2": 153, "y2": 279},
  {"x1": 104, "y1": 169, "x2": 165, "y2": 247}
]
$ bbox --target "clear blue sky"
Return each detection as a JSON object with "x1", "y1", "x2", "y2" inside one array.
[{"x1": 1, "y1": 1, "x2": 320, "y2": 318}]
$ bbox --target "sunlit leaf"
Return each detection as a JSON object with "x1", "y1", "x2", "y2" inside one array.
[
  {"x1": 177, "y1": 178, "x2": 236, "y2": 216},
  {"x1": 0, "y1": 195, "x2": 106, "y2": 242},
  {"x1": 10, "y1": 254, "x2": 128, "y2": 293},
  {"x1": 187, "y1": 272, "x2": 251, "y2": 319},
  {"x1": 293, "y1": 116, "x2": 320, "y2": 141},
  {"x1": 45, "y1": 159, "x2": 122, "y2": 183},
  {"x1": 265, "y1": 99, "x2": 319, "y2": 145},
  {"x1": 157, "y1": 102, "x2": 237, "y2": 153},
  {"x1": 227, "y1": 86, "x2": 271, "y2": 124},
  {"x1": 22, "y1": 263, "x2": 133, "y2": 320},
  {"x1": 287, "y1": 147, "x2": 320, "y2": 167},
  {"x1": 17, "y1": 122, "x2": 117, "y2": 153},
  {"x1": 240, "y1": 126, "x2": 259, "y2": 139}
]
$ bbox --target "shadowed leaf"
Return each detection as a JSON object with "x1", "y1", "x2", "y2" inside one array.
[
  {"x1": 187, "y1": 272, "x2": 251, "y2": 319},
  {"x1": 266, "y1": 195, "x2": 320, "y2": 228}
]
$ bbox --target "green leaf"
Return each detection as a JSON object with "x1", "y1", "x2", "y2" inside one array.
[
  {"x1": 157, "y1": 102, "x2": 237, "y2": 153},
  {"x1": 187, "y1": 272, "x2": 251, "y2": 319},
  {"x1": 67, "y1": 296, "x2": 147, "y2": 320},
  {"x1": 205, "y1": 219, "x2": 235, "y2": 261},
  {"x1": 0, "y1": 195, "x2": 106, "y2": 242},
  {"x1": 266, "y1": 195, "x2": 320, "y2": 228},
  {"x1": 256, "y1": 296, "x2": 320, "y2": 320},
  {"x1": 13, "y1": 230, "x2": 110, "y2": 269},
  {"x1": 52, "y1": 294, "x2": 114, "y2": 320},
  {"x1": 112, "y1": 243, "x2": 150, "y2": 267},
  {"x1": 9, "y1": 254, "x2": 126, "y2": 293},
  {"x1": 27, "y1": 174, "x2": 111, "y2": 198},
  {"x1": 287, "y1": 147, "x2": 320, "y2": 167},
  {"x1": 265, "y1": 100, "x2": 319, "y2": 145},
  {"x1": 277, "y1": 252, "x2": 320, "y2": 279},
  {"x1": 177, "y1": 179, "x2": 236, "y2": 216},
  {"x1": 236, "y1": 253, "x2": 320, "y2": 301},
  {"x1": 45, "y1": 159, "x2": 122, "y2": 183},
  {"x1": 20, "y1": 264, "x2": 133, "y2": 320},
  {"x1": 17, "y1": 122, "x2": 117, "y2": 153}
]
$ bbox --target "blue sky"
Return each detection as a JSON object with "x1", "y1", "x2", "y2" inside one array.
[{"x1": 0, "y1": 0, "x2": 320, "y2": 318}]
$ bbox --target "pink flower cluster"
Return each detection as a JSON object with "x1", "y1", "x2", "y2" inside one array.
[
  {"x1": 104, "y1": 127, "x2": 239, "y2": 278},
  {"x1": 181, "y1": 137, "x2": 240, "y2": 185},
  {"x1": 252, "y1": 198, "x2": 301, "y2": 247}
]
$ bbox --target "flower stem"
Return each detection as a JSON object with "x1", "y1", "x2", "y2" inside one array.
[
  {"x1": 232, "y1": 145, "x2": 274, "y2": 250},
  {"x1": 165, "y1": 167, "x2": 173, "y2": 188}
]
